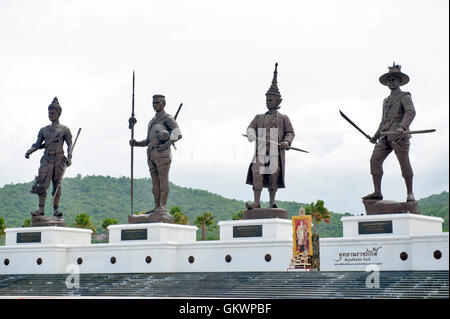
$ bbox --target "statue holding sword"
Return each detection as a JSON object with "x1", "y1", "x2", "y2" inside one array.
[
  {"x1": 340, "y1": 63, "x2": 435, "y2": 204},
  {"x1": 244, "y1": 63, "x2": 298, "y2": 212},
  {"x1": 25, "y1": 97, "x2": 81, "y2": 220}
]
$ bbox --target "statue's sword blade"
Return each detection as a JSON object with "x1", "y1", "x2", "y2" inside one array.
[{"x1": 339, "y1": 110, "x2": 371, "y2": 140}]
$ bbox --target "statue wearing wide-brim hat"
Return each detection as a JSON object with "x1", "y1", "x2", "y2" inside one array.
[
  {"x1": 379, "y1": 62, "x2": 410, "y2": 86},
  {"x1": 363, "y1": 62, "x2": 417, "y2": 204}
]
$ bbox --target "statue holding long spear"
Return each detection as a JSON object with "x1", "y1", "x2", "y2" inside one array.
[{"x1": 129, "y1": 75, "x2": 182, "y2": 223}]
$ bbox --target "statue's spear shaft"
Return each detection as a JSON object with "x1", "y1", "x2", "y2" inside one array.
[{"x1": 128, "y1": 71, "x2": 136, "y2": 215}]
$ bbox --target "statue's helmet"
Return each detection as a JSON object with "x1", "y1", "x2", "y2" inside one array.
[
  {"x1": 150, "y1": 123, "x2": 170, "y2": 144},
  {"x1": 157, "y1": 129, "x2": 170, "y2": 143}
]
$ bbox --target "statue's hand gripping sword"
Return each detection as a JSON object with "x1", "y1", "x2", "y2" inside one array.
[
  {"x1": 340, "y1": 110, "x2": 436, "y2": 143},
  {"x1": 242, "y1": 134, "x2": 309, "y2": 153}
]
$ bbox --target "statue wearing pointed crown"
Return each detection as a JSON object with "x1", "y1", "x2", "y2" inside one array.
[
  {"x1": 25, "y1": 97, "x2": 73, "y2": 219},
  {"x1": 244, "y1": 63, "x2": 295, "y2": 216}
]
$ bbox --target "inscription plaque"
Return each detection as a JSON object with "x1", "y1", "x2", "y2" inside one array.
[
  {"x1": 358, "y1": 220, "x2": 393, "y2": 235},
  {"x1": 17, "y1": 232, "x2": 41, "y2": 243},
  {"x1": 121, "y1": 229, "x2": 148, "y2": 241},
  {"x1": 233, "y1": 225, "x2": 263, "y2": 238}
]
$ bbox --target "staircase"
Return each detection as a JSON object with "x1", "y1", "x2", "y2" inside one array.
[{"x1": 0, "y1": 271, "x2": 447, "y2": 298}]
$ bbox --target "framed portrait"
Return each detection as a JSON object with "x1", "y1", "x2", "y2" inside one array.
[{"x1": 292, "y1": 215, "x2": 313, "y2": 256}]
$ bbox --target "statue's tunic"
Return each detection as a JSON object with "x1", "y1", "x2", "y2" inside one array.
[
  {"x1": 371, "y1": 91, "x2": 416, "y2": 177},
  {"x1": 245, "y1": 110, "x2": 295, "y2": 190},
  {"x1": 30, "y1": 124, "x2": 72, "y2": 194},
  {"x1": 136, "y1": 111, "x2": 181, "y2": 177}
]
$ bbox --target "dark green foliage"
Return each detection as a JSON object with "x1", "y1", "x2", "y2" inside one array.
[
  {"x1": 418, "y1": 191, "x2": 449, "y2": 232},
  {"x1": 101, "y1": 218, "x2": 118, "y2": 231},
  {"x1": 0, "y1": 176, "x2": 447, "y2": 243},
  {"x1": 232, "y1": 210, "x2": 244, "y2": 220},
  {"x1": 0, "y1": 216, "x2": 5, "y2": 238},
  {"x1": 194, "y1": 211, "x2": 217, "y2": 240},
  {"x1": 22, "y1": 218, "x2": 31, "y2": 227},
  {"x1": 72, "y1": 212, "x2": 96, "y2": 233},
  {"x1": 169, "y1": 206, "x2": 190, "y2": 225}
]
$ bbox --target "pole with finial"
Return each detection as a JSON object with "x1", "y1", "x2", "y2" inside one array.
[{"x1": 128, "y1": 71, "x2": 137, "y2": 215}]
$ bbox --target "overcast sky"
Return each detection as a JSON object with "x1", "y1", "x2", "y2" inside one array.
[{"x1": 0, "y1": 0, "x2": 448, "y2": 215}]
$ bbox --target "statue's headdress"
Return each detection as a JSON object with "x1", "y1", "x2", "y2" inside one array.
[
  {"x1": 266, "y1": 63, "x2": 281, "y2": 97},
  {"x1": 379, "y1": 62, "x2": 410, "y2": 86},
  {"x1": 48, "y1": 97, "x2": 62, "y2": 115}
]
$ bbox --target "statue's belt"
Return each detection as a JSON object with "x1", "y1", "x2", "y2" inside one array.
[{"x1": 45, "y1": 150, "x2": 64, "y2": 156}]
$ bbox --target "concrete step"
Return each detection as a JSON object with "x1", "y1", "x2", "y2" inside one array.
[{"x1": 0, "y1": 271, "x2": 447, "y2": 298}]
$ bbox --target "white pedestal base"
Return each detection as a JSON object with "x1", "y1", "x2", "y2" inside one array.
[
  {"x1": 108, "y1": 223, "x2": 198, "y2": 243},
  {"x1": 218, "y1": 218, "x2": 292, "y2": 241},
  {"x1": 320, "y1": 213, "x2": 449, "y2": 271},
  {"x1": 1, "y1": 213, "x2": 447, "y2": 274},
  {"x1": 342, "y1": 213, "x2": 444, "y2": 238},
  {"x1": 5, "y1": 227, "x2": 92, "y2": 246}
]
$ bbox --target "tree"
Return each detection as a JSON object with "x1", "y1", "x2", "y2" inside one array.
[
  {"x1": 101, "y1": 218, "x2": 118, "y2": 231},
  {"x1": 0, "y1": 216, "x2": 5, "y2": 239},
  {"x1": 304, "y1": 200, "x2": 331, "y2": 271},
  {"x1": 232, "y1": 210, "x2": 244, "y2": 220},
  {"x1": 169, "y1": 206, "x2": 190, "y2": 225},
  {"x1": 194, "y1": 211, "x2": 216, "y2": 240},
  {"x1": 304, "y1": 200, "x2": 331, "y2": 235},
  {"x1": 22, "y1": 218, "x2": 31, "y2": 227},
  {"x1": 72, "y1": 213, "x2": 96, "y2": 233}
]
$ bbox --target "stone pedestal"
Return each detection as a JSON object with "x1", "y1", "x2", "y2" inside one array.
[
  {"x1": 30, "y1": 215, "x2": 66, "y2": 227},
  {"x1": 342, "y1": 213, "x2": 443, "y2": 238},
  {"x1": 319, "y1": 213, "x2": 448, "y2": 271},
  {"x1": 219, "y1": 218, "x2": 292, "y2": 241},
  {"x1": 363, "y1": 199, "x2": 420, "y2": 215},
  {"x1": 5, "y1": 226, "x2": 92, "y2": 246},
  {"x1": 108, "y1": 223, "x2": 197, "y2": 243},
  {"x1": 243, "y1": 208, "x2": 288, "y2": 220},
  {"x1": 128, "y1": 210, "x2": 174, "y2": 224}
]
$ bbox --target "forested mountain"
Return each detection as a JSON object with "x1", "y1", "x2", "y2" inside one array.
[{"x1": 0, "y1": 175, "x2": 448, "y2": 241}]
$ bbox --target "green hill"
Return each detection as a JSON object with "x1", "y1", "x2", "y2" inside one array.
[
  {"x1": 0, "y1": 175, "x2": 448, "y2": 241},
  {"x1": 417, "y1": 191, "x2": 449, "y2": 232}
]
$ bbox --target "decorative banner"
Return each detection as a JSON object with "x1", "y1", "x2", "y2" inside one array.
[{"x1": 292, "y1": 215, "x2": 313, "y2": 256}]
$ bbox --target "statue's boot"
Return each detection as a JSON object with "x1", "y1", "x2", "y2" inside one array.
[
  {"x1": 145, "y1": 208, "x2": 157, "y2": 215},
  {"x1": 31, "y1": 207, "x2": 44, "y2": 216},
  {"x1": 246, "y1": 190, "x2": 262, "y2": 210},
  {"x1": 363, "y1": 175, "x2": 383, "y2": 200},
  {"x1": 362, "y1": 192, "x2": 383, "y2": 200},
  {"x1": 53, "y1": 207, "x2": 63, "y2": 217},
  {"x1": 269, "y1": 190, "x2": 277, "y2": 208},
  {"x1": 146, "y1": 182, "x2": 161, "y2": 214},
  {"x1": 245, "y1": 202, "x2": 261, "y2": 210},
  {"x1": 404, "y1": 175, "x2": 415, "y2": 202}
]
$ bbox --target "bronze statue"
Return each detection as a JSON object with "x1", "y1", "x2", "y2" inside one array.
[
  {"x1": 130, "y1": 94, "x2": 182, "y2": 222},
  {"x1": 25, "y1": 97, "x2": 73, "y2": 217},
  {"x1": 245, "y1": 63, "x2": 295, "y2": 211},
  {"x1": 363, "y1": 63, "x2": 416, "y2": 202}
]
